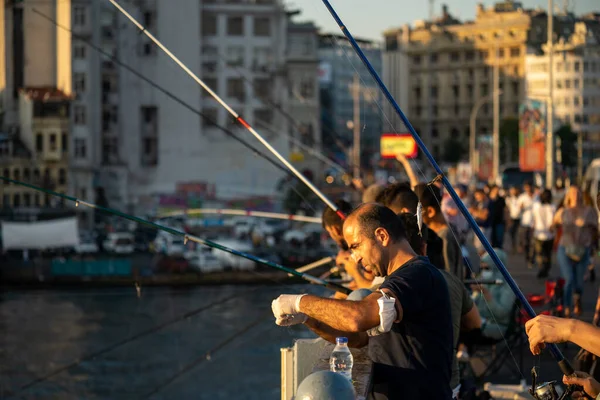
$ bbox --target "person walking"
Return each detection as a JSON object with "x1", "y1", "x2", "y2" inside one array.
[{"x1": 553, "y1": 186, "x2": 598, "y2": 316}]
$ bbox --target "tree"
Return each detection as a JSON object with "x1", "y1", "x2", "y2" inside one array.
[
  {"x1": 442, "y1": 136, "x2": 465, "y2": 164},
  {"x1": 556, "y1": 124, "x2": 577, "y2": 168},
  {"x1": 500, "y1": 117, "x2": 519, "y2": 163}
]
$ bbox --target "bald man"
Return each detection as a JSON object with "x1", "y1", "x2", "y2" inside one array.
[{"x1": 271, "y1": 203, "x2": 454, "y2": 400}]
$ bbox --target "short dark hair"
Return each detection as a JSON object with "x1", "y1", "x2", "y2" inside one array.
[
  {"x1": 397, "y1": 212, "x2": 427, "y2": 255},
  {"x1": 376, "y1": 183, "x2": 419, "y2": 213},
  {"x1": 350, "y1": 203, "x2": 406, "y2": 241},
  {"x1": 540, "y1": 189, "x2": 553, "y2": 204},
  {"x1": 414, "y1": 183, "x2": 442, "y2": 212},
  {"x1": 322, "y1": 199, "x2": 353, "y2": 230}
]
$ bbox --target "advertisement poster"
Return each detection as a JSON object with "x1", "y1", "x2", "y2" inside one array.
[
  {"x1": 477, "y1": 135, "x2": 493, "y2": 181},
  {"x1": 519, "y1": 99, "x2": 546, "y2": 172},
  {"x1": 380, "y1": 133, "x2": 418, "y2": 159}
]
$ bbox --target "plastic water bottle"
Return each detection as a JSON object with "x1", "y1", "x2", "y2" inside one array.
[{"x1": 330, "y1": 337, "x2": 353, "y2": 381}]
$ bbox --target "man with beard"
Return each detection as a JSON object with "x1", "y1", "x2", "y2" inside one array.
[{"x1": 272, "y1": 204, "x2": 453, "y2": 399}]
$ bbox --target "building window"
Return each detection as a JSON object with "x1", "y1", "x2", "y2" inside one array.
[
  {"x1": 253, "y1": 78, "x2": 271, "y2": 99},
  {"x1": 413, "y1": 56, "x2": 421, "y2": 65},
  {"x1": 253, "y1": 47, "x2": 272, "y2": 69},
  {"x1": 73, "y1": 6, "x2": 86, "y2": 26},
  {"x1": 13, "y1": 194, "x2": 20, "y2": 208},
  {"x1": 58, "y1": 168, "x2": 66, "y2": 185},
  {"x1": 465, "y1": 51, "x2": 475, "y2": 61},
  {"x1": 202, "y1": 78, "x2": 217, "y2": 96},
  {"x1": 430, "y1": 54, "x2": 437, "y2": 63},
  {"x1": 574, "y1": 79, "x2": 580, "y2": 89},
  {"x1": 227, "y1": 78, "x2": 245, "y2": 101},
  {"x1": 36, "y1": 133, "x2": 43, "y2": 152},
  {"x1": 227, "y1": 16, "x2": 244, "y2": 36},
  {"x1": 450, "y1": 52, "x2": 459, "y2": 62},
  {"x1": 102, "y1": 137, "x2": 119, "y2": 164},
  {"x1": 226, "y1": 46, "x2": 244, "y2": 67},
  {"x1": 74, "y1": 44, "x2": 86, "y2": 59},
  {"x1": 202, "y1": 13, "x2": 217, "y2": 36},
  {"x1": 430, "y1": 86, "x2": 438, "y2": 98},
  {"x1": 23, "y1": 193, "x2": 31, "y2": 207},
  {"x1": 574, "y1": 61, "x2": 580, "y2": 72},
  {"x1": 61, "y1": 132, "x2": 68, "y2": 152},
  {"x1": 254, "y1": 17, "x2": 270, "y2": 36},
  {"x1": 510, "y1": 47, "x2": 520, "y2": 57},
  {"x1": 254, "y1": 109, "x2": 273, "y2": 126},
  {"x1": 300, "y1": 79, "x2": 314, "y2": 99},
  {"x1": 23, "y1": 168, "x2": 30, "y2": 181},
  {"x1": 432, "y1": 128, "x2": 439, "y2": 138},
  {"x1": 74, "y1": 138, "x2": 87, "y2": 159},
  {"x1": 202, "y1": 108, "x2": 218, "y2": 127},
  {"x1": 481, "y1": 84, "x2": 488, "y2": 96},
  {"x1": 13, "y1": 169, "x2": 20, "y2": 183},
  {"x1": 74, "y1": 105, "x2": 86, "y2": 125},
  {"x1": 49, "y1": 133, "x2": 57, "y2": 151},
  {"x1": 74, "y1": 73, "x2": 86, "y2": 93},
  {"x1": 33, "y1": 169, "x2": 40, "y2": 182},
  {"x1": 141, "y1": 137, "x2": 158, "y2": 166}
]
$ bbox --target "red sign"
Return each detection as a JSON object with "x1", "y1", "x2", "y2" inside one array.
[{"x1": 380, "y1": 134, "x2": 418, "y2": 159}]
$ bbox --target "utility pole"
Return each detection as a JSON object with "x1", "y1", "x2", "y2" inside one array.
[
  {"x1": 493, "y1": 44, "x2": 500, "y2": 180},
  {"x1": 577, "y1": 133, "x2": 583, "y2": 183},
  {"x1": 546, "y1": 0, "x2": 555, "y2": 189}
]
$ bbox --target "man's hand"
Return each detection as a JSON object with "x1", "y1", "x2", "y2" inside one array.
[
  {"x1": 563, "y1": 371, "x2": 600, "y2": 398},
  {"x1": 275, "y1": 313, "x2": 308, "y2": 326},
  {"x1": 271, "y1": 294, "x2": 305, "y2": 320},
  {"x1": 525, "y1": 315, "x2": 573, "y2": 355}
]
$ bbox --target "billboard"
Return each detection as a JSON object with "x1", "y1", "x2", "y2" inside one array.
[
  {"x1": 318, "y1": 62, "x2": 332, "y2": 84},
  {"x1": 380, "y1": 133, "x2": 418, "y2": 159},
  {"x1": 519, "y1": 99, "x2": 547, "y2": 172}
]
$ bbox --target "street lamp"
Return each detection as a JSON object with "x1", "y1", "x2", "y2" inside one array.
[{"x1": 470, "y1": 91, "x2": 503, "y2": 177}]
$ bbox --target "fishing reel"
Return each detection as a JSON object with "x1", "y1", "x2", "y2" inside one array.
[{"x1": 529, "y1": 367, "x2": 593, "y2": 400}]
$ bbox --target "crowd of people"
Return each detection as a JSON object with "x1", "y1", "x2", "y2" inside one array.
[{"x1": 269, "y1": 170, "x2": 600, "y2": 400}]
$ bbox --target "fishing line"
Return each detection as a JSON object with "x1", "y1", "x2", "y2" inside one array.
[
  {"x1": 212, "y1": 49, "x2": 359, "y2": 176},
  {"x1": 141, "y1": 311, "x2": 272, "y2": 399},
  {"x1": 30, "y1": 7, "x2": 320, "y2": 218},
  {"x1": 109, "y1": 0, "x2": 342, "y2": 218},
  {"x1": 327, "y1": 23, "x2": 527, "y2": 379},
  {"x1": 319, "y1": 0, "x2": 579, "y2": 381},
  {"x1": 12, "y1": 285, "x2": 266, "y2": 395},
  {"x1": 0, "y1": 177, "x2": 351, "y2": 295}
]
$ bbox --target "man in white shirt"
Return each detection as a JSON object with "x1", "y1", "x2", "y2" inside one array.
[{"x1": 516, "y1": 182, "x2": 535, "y2": 267}]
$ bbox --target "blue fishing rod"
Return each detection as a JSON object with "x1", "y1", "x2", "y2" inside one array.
[{"x1": 320, "y1": 0, "x2": 580, "y2": 395}]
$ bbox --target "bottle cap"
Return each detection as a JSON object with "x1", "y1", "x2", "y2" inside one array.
[{"x1": 336, "y1": 337, "x2": 348, "y2": 344}]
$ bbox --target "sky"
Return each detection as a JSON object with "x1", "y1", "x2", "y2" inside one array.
[{"x1": 289, "y1": 0, "x2": 599, "y2": 42}]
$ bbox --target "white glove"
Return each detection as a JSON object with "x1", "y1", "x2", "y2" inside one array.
[
  {"x1": 271, "y1": 294, "x2": 306, "y2": 320},
  {"x1": 275, "y1": 313, "x2": 308, "y2": 326}
]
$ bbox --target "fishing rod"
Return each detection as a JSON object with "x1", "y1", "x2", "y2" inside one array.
[
  {"x1": 30, "y1": 8, "x2": 324, "y2": 217},
  {"x1": 319, "y1": 0, "x2": 580, "y2": 394},
  {"x1": 0, "y1": 177, "x2": 351, "y2": 295},
  {"x1": 108, "y1": 0, "x2": 345, "y2": 220},
  {"x1": 11, "y1": 285, "x2": 265, "y2": 394},
  {"x1": 210, "y1": 50, "x2": 357, "y2": 176},
  {"x1": 157, "y1": 208, "x2": 321, "y2": 224}
]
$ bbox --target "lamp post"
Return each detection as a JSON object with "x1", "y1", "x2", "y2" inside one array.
[{"x1": 470, "y1": 91, "x2": 502, "y2": 177}]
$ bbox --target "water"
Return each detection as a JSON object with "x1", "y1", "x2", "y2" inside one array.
[
  {"x1": 0, "y1": 284, "x2": 324, "y2": 399},
  {"x1": 329, "y1": 338, "x2": 353, "y2": 381}
]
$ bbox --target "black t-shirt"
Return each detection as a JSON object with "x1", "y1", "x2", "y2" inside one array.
[
  {"x1": 368, "y1": 256, "x2": 453, "y2": 400},
  {"x1": 425, "y1": 225, "x2": 445, "y2": 270},
  {"x1": 490, "y1": 196, "x2": 506, "y2": 225}
]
